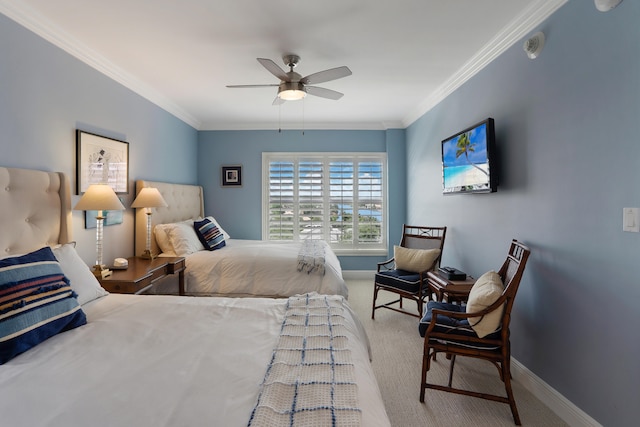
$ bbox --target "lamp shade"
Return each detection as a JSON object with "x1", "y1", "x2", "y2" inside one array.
[
  {"x1": 131, "y1": 187, "x2": 168, "y2": 208},
  {"x1": 74, "y1": 184, "x2": 125, "y2": 211}
]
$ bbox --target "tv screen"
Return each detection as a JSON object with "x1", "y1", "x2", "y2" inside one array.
[{"x1": 441, "y1": 118, "x2": 497, "y2": 194}]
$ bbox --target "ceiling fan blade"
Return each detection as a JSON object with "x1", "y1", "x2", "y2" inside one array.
[
  {"x1": 304, "y1": 86, "x2": 344, "y2": 100},
  {"x1": 226, "y1": 84, "x2": 279, "y2": 88},
  {"x1": 272, "y1": 96, "x2": 286, "y2": 106},
  {"x1": 257, "y1": 58, "x2": 289, "y2": 81},
  {"x1": 301, "y1": 66, "x2": 352, "y2": 85}
]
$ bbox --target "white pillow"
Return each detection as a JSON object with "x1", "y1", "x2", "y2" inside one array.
[
  {"x1": 394, "y1": 245, "x2": 440, "y2": 273},
  {"x1": 165, "y1": 222, "x2": 205, "y2": 257},
  {"x1": 466, "y1": 270, "x2": 505, "y2": 338},
  {"x1": 205, "y1": 216, "x2": 231, "y2": 240},
  {"x1": 154, "y1": 219, "x2": 195, "y2": 254},
  {"x1": 52, "y1": 243, "x2": 109, "y2": 305}
]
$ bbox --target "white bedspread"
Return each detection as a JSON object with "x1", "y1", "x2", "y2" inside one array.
[
  {"x1": 181, "y1": 239, "x2": 348, "y2": 298},
  {"x1": 0, "y1": 293, "x2": 388, "y2": 427}
]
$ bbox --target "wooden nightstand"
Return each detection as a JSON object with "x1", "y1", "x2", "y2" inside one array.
[
  {"x1": 98, "y1": 256, "x2": 186, "y2": 295},
  {"x1": 427, "y1": 270, "x2": 475, "y2": 304}
]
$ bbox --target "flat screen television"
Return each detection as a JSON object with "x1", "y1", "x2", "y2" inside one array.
[{"x1": 441, "y1": 118, "x2": 497, "y2": 194}]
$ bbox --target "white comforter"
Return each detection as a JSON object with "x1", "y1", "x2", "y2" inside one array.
[
  {"x1": 180, "y1": 239, "x2": 348, "y2": 298},
  {"x1": 0, "y1": 294, "x2": 389, "y2": 427}
]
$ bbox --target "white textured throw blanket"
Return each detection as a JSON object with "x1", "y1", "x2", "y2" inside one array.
[
  {"x1": 297, "y1": 240, "x2": 326, "y2": 275},
  {"x1": 248, "y1": 293, "x2": 361, "y2": 427}
]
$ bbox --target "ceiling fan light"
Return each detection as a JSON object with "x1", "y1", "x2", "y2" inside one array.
[
  {"x1": 279, "y1": 90, "x2": 306, "y2": 101},
  {"x1": 278, "y1": 82, "x2": 306, "y2": 101}
]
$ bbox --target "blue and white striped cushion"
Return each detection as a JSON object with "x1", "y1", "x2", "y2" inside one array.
[
  {"x1": 194, "y1": 218, "x2": 226, "y2": 251},
  {"x1": 0, "y1": 246, "x2": 86, "y2": 364}
]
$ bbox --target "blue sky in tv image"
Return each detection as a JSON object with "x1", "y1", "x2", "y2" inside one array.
[{"x1": 442, "y1": 122, "x2": 491, "y2": 189}]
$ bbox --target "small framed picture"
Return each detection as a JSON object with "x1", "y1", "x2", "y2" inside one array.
[{"x1": 222, "y1": 165, "x2": 242, "y2": 187}]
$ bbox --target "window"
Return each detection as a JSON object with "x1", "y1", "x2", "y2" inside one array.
[{"x1": 262, "y1": 152, "x2": 387, "y2": 255}]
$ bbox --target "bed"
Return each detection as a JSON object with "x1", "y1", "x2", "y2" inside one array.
[
  {"x1": 0, "y1": 166, "x2": 390, "y2": 427},
  {"x1": 134, "y1": 179, "x2": 348, "y2": 298}
]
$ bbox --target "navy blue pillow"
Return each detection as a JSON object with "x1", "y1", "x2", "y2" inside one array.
[
  {"x1": 0, "y1": 247, "x2": 87, "y2": 364},
  {"x1": 194, "y1": 218, "x2": 226, "y2": 251}
]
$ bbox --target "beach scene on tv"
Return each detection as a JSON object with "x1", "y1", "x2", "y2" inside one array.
[{"x1": 442, "y1": 122, "x2": 491, "y2": 193}]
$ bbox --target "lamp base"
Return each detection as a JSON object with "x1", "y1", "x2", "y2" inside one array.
[
  {"x1": 92, "y1": 264, "x2": 112, "y2": 279},
  {"x1": 138, "y1": 250, "x2": 156, "y2": 260}
]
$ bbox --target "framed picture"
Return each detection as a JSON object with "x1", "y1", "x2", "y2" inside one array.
[
  {"x1": 222, "y1": 165, "x2": 242, "y2": 187},
  {"x1": 76, "y1": 130, "x2": 129, "y2": 194},
  {"x1": 84, "y1": 208, "x2": 124, "y2": 229}
]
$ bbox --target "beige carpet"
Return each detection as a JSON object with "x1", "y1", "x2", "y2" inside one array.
[{"x1": 345, "y1": 279, "x2": 568, "y2": 427}]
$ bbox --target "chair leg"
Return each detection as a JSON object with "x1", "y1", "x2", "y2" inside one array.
[
  {"x1": 447, "y1": 354, "x2": 456, "y2": 387},
  {"x1": 371, "y1": 285, "x2": 379, "y2": 319},
  {"x1": 420, "y1": 342, "x2": 431, "y2": 402},
  {"x1": 502, "y1": 360, "x2": 521, "y2": 425}
]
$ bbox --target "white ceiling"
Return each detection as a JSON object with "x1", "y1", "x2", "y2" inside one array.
[{"x1": 0, "y1": 0, "x2": 566, "y2": 130}]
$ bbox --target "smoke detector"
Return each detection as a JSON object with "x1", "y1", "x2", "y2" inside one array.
[
  {"x1": 523, "y1": 32, "x2": 545, "y2": 60},
  {"x1": 594, "y1": 0, "x2": 622, "y2": 12}
]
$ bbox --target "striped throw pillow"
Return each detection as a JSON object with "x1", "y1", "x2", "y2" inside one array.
[
  {"x1": 194, "y1": 218, "x2": 226, "y2": 251},
  {"x1": 0, "y1": 246, "x2": 87, "y2": 364}
]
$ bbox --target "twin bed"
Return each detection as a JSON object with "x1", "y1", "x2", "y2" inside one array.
[
  {"x1": 134, "y1": 179, "x2": 349, "y2": 298},
  {"x1": 0, "y1": 167, "x2": 389, "y2": 426}
]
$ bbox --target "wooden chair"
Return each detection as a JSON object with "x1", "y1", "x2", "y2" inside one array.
[
  {"x1": 419, "y1": 240, "x2": 531, "y2": 425},
  {"x1": 372, "y1": 225, "x2": 446, "y2": 319}
]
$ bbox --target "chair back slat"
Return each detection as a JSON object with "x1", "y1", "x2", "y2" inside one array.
[
  {"x1": 400, "y1": 225, "x2": 446, "y2": 251},
  {"x1": 497, "y1": 240, "x2": 531, "y2": 321},
  {"x1": 403, "y1": 236, "x2": 442, "y2": 250}
]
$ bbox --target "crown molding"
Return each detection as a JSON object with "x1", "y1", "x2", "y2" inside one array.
[
  {"x1": 402, "y1": 0, "x2": 568, "y2": 128},
  {"x1": 0, "y1": 0, "x2": 201, "y2": 129},
  {"x1": 198, "y1": 120, "x2": 402, "y2": 131}
]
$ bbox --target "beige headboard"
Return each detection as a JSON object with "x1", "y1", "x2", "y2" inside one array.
[
  {"x1": 134, "y1": 180, "x2": 204, "y2": 256},
  {"x1": 0, "y1": 166, "x2": 72, "y2": 257}
]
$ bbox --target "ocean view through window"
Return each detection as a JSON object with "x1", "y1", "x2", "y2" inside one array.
[{"x1": 262, "y1": 152, "x2": 387, "y2": 255}]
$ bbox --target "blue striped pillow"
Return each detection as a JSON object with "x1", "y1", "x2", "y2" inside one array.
[
  {"x1": 194, "y1": 218, "x2": 226, "y2": 251},
  {"x1": 0, "y1": 246, "x2": 87, "y2": 364}
]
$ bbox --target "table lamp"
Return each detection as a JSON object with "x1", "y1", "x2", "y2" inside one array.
[
  {"x1": 131, "y1": 187, "x2": 168, "y2": 259},
  {"x1": 74, "y1": 184, "x2": 125, "y2": 278}
]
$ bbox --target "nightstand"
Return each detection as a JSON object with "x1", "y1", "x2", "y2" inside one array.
[
  {"x1": 427, "y1": 270, "x2": 475, "y2": 304},
  {"x1": 98, "y1": 256, "x2": 186, "y2": 295}
]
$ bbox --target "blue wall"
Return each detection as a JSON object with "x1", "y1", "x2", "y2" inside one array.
[
  {"x1": 0, "y1": 13, "x2": 198, "y2": 265},
  {"x1": 197, "y1": 128, "x2": 406, "y2": 270},
  {"x1": 406, "y1": 1, "x2": 639, "y2": 425}
]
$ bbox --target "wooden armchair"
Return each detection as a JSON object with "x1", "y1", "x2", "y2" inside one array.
[
  {"x1": 372, "y1": 225, "x2": 446, "y2": 319},
  {"x1": 419, "y1": 240, "x2": 531, "y2": 425}
]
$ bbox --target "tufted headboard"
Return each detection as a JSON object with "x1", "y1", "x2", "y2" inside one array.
[
  {"x1": 0, "y1": 166, "x2": 72, "y2": 257},
  {"x1": 134, "y1": 180, "x2": 204, "y2": 256}
]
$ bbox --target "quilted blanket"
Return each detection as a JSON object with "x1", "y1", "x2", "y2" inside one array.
[{"x1": 248, "y1": 293, "x2": 361, "y2": 426}]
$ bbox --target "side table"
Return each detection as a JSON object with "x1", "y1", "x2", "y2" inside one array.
[
  {"x1": 98, "y1": 256, "x2": 186, "y2": 295},
  {"x1": 427, "y1": 270, "x2": 475, "y2": 303}
]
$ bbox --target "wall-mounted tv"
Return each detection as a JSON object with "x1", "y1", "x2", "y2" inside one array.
[{"x1": 441, "y1": 118, "x2": 497, "y2": 194}]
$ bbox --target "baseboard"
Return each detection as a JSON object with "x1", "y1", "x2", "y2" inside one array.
[{"x1": 511, "y1": 358, "x2": 601, "y2": 427}]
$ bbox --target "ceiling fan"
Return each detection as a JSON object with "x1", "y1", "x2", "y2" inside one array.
[{"x1": 226, "y1": 54, "x2": 352, "y2": 105}]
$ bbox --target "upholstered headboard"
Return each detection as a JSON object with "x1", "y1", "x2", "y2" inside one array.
[
  {"x1": 0, "y1": 166, "x2": 72, "y2": 257},
  {"x1": 134, "y1": 180, "x2": 204, "y2": 256}
]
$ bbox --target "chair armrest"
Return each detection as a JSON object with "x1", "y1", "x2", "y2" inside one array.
[{"x1": 377, "y1": 257, "x2": 395, "y2": 272}]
